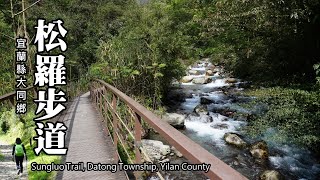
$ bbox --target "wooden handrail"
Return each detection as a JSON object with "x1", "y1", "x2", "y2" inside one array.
[
  {"x1": 0, "y1": 86, "x2": 34, "y2": 103},
  {"x1": 91, "y1": 79, "x2": 248, "y2": 180}
]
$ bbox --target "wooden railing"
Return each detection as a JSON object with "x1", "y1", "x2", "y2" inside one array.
[
  {"x1": 0, "y1": 86, "x2": 35, "y2": 105},
  {"x1": 0, "y1": 78, "x2": 88, "y2": 103},
  {"x1": 90, "y1": 79, "x2": 247, "y2": 180},
  {"x1": 0, "y1": 80, "x2": 86, "y2": 114}
]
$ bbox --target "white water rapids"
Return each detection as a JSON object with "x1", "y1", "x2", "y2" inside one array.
[{"x1": 166, "y1": 61, "x2": 320, "y2": 180}]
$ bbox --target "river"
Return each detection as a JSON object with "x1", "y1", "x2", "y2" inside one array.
[{"x1": 161, "y1": 60, "x2": 320, "y2": 180}]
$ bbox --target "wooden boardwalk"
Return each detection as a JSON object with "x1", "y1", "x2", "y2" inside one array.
[
  {"x1": 58, "y1": 92, "x2": 127, "y2": 180},
  {"x1": 0, "y1": 80, "x2": 248, "y2": 180}
]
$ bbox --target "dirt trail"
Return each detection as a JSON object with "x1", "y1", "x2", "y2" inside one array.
[{"x1": 0, "y1": 140, "x2": 28, "y2": 180}]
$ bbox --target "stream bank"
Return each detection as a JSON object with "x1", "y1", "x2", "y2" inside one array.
[{"x1": 147, "y1": 59, "x2": 320, "y2": 180}]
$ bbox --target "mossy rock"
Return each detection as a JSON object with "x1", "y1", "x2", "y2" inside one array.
[
  {"x1": 260, "y1": 170, "x2": 284, "y2": 180},
  {"x1": 223, "y1": 132, "x2": 247, "y2": 148},
  {"x1": 250, "y1": 140, "x2": 269, "y2": 159}
]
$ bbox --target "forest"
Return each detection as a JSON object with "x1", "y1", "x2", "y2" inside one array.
[{"x1": 0, "y1": 0, "x2": 319, "y2": 179}]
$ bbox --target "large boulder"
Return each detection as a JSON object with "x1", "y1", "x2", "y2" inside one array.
[
  {"x1": 162, "y1": 113, "x2": 186, "y2": 129},
  {"x1": 141, "y1": 140, "x2": 171, "y2": 161},
  {"x1": 225, "y1": 78, "x2": 237, "y2": 84},
  {"x1": 250, "y1": 141, "x2": 269, "y2": 159},
  {"x1": 259, "y1": 170, "x2": 284, "y2": 180},
  {"x1": 192, "y1": 77, "x2": 212, "y2": 84},
  {"x1": 205, "y1": 70, "x2": 214, "y2": 76},
  {"x1": 224, "y1": 133, "x2": 247, "y2": 148},
  {"x1": 181, "y1": 76, "x2": 194, "y2": 83},
  {"x1": 192, "y1": 77, "x2": 206, "y2": 84},
  {"x1": 194, "y1": 104, "x2": 209, "y2": 116}
]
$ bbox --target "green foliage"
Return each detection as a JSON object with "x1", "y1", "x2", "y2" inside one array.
[
  {"x1": 0, "y1": 0, "x2": 319, "y2": 162},
  {"x1": 244, "y1": 87, "x2": 320, "y2": 154},
  {"x1": 0, "y1": 110, "x2": 19, "y2": 134},
  {"x1": 0, "y1": 4, "x2": 15, "y2": 95},
  {"x1": 0, "y1": 152, "x2": 4, "y2": 161},
  {"x1": 0, "y1": 107, "x2": 60, "y2": 180},
  {"x1": 90, "y1": 1, "x2": 187, "y2": 109},
  {"x1": 152, "y1": 0, "x2": 320, "y2": 84},
  {"x1": 117, "y1": 143, "x2": 130, "y2": 165}
]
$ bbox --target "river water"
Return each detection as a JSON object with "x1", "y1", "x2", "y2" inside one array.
[{"x1": 164, "y1": 60, "x2": 320, "y2": 180}]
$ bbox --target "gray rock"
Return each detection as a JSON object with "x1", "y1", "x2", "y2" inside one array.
[
  {"x1": 192, "y1": 77, "x2": 206, "y2": 84},
  {"x1": 223, "y1": 133, "x2": 247, "y2": 148},
  {"x1": 181, "y1": 76, "x2": 194, "y2": 83},
  {"x1": 250, "y1": 141, "x2": 269, "y2": 159},
  {"x1": 188, "y1": 114, "x2": 213, "y2": 123},
  {"x1": 160, "y1": 148, "x2": 171, "y2": 157},
  {"x1": 200, "y1": 97, "x2": 214, "y2": 104},
  {"x1": 225, "y1": 78, "x2": 237, "y2": 84},
  {"x1": 171, "y1": 146, "x2": 183, "y2": 158},
  {"x1": 189, "y1": 70, "x2": 200, "y2": 75},
  {"x1": 194, "y1": 104, "x2": 209, "y2": 116},
  {"x1": 162, "y1": 113, "x2": 185, "y2": 129},
  {"x1": 141, "y1": 140, "x2": 171, "y2": 161},
  {"x1": 211, "y1": 123, "x2": 229, "y2": 129},
  {"x1": 260, "y1": 170, "x2": 284, "y2": 180},
  {"x1": 205, "y1": 70, "x2": 214, "y2": 76}
]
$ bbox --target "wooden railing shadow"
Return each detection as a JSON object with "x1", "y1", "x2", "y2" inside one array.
[{"x1": 90, "y1": 79, "x2": 248, "y2": 180}]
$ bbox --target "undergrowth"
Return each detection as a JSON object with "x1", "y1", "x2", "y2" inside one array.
[
  {"x1": 0, "y1": 108, "x2": 60, "y2": 180},
  {"x1": 243, "y1": 86, "x2": 320, "y2": 154}
]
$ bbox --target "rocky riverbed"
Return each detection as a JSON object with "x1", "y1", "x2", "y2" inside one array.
[{"x1": 144, "y1": 59, "x2": 320, "y2": 180}]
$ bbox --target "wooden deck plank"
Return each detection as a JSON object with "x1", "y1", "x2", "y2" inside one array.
[{"x1": 60, "y1": 92, "x2": 127, "y2": 180}]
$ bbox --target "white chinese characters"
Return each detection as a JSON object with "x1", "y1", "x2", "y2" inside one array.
[
  {"x1": 34, "y1": 88, "x2": 66, "y2": 121},
  {"x1": 34, "y1": 19, "x2": 68, "y2": 52},
  {"x1": 33, "y1": 19, "x2": 68, "y2": 156},
  {"x1": 15, "y1": 37, "x2": 28, "y2": 114},
  {"x1": 34, "y1": 55, "x2": 66, "y2": 87},
  {"x1": 34, "y1": 122, "x2": 68, "y2": 155}
]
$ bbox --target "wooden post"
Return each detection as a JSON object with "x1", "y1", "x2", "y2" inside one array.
[
  {"x1": 134, "y1": 112, "x2": 142, "y2": 178},
  {"x1": 104, "y1": 90, "x2": 109, "y2": 125},
  {"x1": 99, "y1": 89, "x2": 103, "y2": 114},
  {"x1": 95, "y1": 88, "x2": 98, "y2": 105},
  {"x1": 90, "y1": 84, "x2": 94, "y2": 102},
  {"x1": 112, "y1": 94, "x2": 119, "y2": 162}
]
